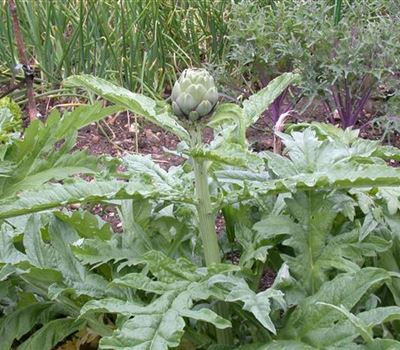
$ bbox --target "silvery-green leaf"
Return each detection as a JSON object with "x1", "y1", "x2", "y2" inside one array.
[
  {"x1": 243, "y1": 72, "x2": 300, "y2": 126},
  {"x1": 64, "y1": 75, "x2": 189, "y2": 141}
]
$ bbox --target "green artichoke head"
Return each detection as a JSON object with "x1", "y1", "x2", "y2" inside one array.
[{"x1": 171, "y1": 68, "x2": 218, "y2": 121}]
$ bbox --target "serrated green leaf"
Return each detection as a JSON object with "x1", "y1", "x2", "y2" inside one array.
[
  {"x1": 0, "y1": 105, "x2": 114, "y2": 199},
  {"x1": 2, "y1": 164, "x2": 400, "y2": 222},
  {"x1": 72, "y1": 236, "x2": 142, "y2": 267},
  {"x1": 0, "y1": 181, "x2": 129, "y2": 220},
  {"x1": 317, "y1": 303, "x2": 373, "y2": 343},
  {"x1": 310, "y1": 306, "x2": 400, "y2": 348},
  {"x1": 253, "y1": 341, "x2": 316, "y2": 350},
  {"x1": 208, "y1": 103, "x2": 246, "y2": 146},
  {"x1": 286, "y1": 123, "x2": 360, "y2": 144},
  {"x1": 253, "y1": 215, "x2": 300, "y2": 242},
  {"x1": 208, "y1": 103, "x2": 244, "y2": 129},
  {"x1": 221, "y1": 165, "x2": 400, "y2": 208},
  {"x1": 55, "y1": 210, "x2": 112, "y2": 240},
  {"x1": 262, "y1": 151, "x2": 298, "y2": 177},
  {"x1": 23, "y1": 215, "x2": 57, "y2": 268},
  {"x1": 64, "y1": 75, "x2": 190, "y2": 141},
  {"x1": 281, "y1": 192, "x2": 337, "y2": 293},
  {"x1": 17, "y1": 318, "x2": 85, "y2": 350},
  {"x1": 215, "y1": 169, "x2": 270, "y2": 186},
  {"x1": 0, "y1": 303, "x2": 53, "y2": 350},
  {"x1": 81, "y1": 253, "x2": 234, "y2": 350},
  {"x1": 118, "y1": 199, "x2": 153, "y2": 252},
  {"x1": 281, "y1": 268, "x2": 391, "y2": 344},
  {"x1": 111, "y1": 273, "x2": 176, "y2": 294},
  {"x1": 46, "y1": 217, "x2": 115, "y2": 298},
  {"x1": 209, "y1": 275, "x2": 284, "y2": 333},
  {"x1": 54, "y1": 103, "x2": 124, "y2": 140},
  {"x1": 99, "y1": 308, "x2": 185, "y2": 350},
  {"x1": 0, "y1": 264, "x2": 15, "y2": 281},
  {"x1": 364, "y1": 339, "x2": 400, "y2": 349},
  {"x1": 0, "y1": 223, "x2": 25, "y2": 264},
  {"x1": 123, "y1": 154, "x2": 179, "y2": 187},
  {"x1": 191, "y1": 144, "x2": 262, "y2": 168},
  {"x1": 243, "y1": 73, "x2": 300, "y2": 126},
  {"x1": 377, "y1": 187, "x2": 400, "y2": 215}
]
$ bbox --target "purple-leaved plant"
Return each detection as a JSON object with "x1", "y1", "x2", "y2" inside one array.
[
  {"x1": 284, "y1": 0, "x2": 400, "y2": 128},
  {"x1": 226, "y1": 1, "x2": 301, "y2": 126}
]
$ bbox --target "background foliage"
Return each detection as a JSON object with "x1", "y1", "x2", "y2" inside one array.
[
  {"x1": 0, "y1": 0, "x2": 229, "y2": 95},
  {"x1": 2, "y1": 0, "x2": 400, "y2": 130}
]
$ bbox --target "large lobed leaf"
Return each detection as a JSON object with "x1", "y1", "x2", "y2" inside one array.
[
  {"x1": 0, "y1": 303, "x2": 55, "y2": 350},
  {"x1": 17, "y1": 318, "x2": 85, "y2": 350},
  {"x1": 79, "y1": 252, "x2": 239, "y2": 350},
  {"x1": 209, "y1": 274, "x2": 285, "y2": 334},
  {"x1": 0, "y1": 103, "x2": 121, "y2": 199},
  {"x1": 220, "y1": 127, "x2": 400, "y2": 205},
  {"x1": 243, "y1": 73, "x2": 300, "y2": 126},
  {"x1": 64, "y1": 75, "x2": 190, "y2": 141},
  {"x1": 279, "y1": 268, "x2": 394, "y2": 347}
]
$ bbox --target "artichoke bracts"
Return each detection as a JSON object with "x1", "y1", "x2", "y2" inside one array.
[{"x1": 171, "y1": 68, "x2": 218, "y2": 121}]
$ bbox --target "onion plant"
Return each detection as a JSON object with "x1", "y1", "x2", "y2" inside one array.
[{"x1": 0, "y1": 0, "x2": 229, "y2": 94}]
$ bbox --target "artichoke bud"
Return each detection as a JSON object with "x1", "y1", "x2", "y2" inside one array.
[
  {"x1": 171, "y1": 68, "x2": 218, "y2": 121},
  {"x1": 189, "y1": 111, "x2": 200, "y2": 121}
]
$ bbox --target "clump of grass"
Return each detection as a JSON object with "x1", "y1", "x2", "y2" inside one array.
[{"x1": 0, "y1": 0, "x2": 230, "y2": 95}]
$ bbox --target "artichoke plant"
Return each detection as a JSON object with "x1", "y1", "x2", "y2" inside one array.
[{"x1": 171, "y1": 68, "x2": 218, "y2": 121}]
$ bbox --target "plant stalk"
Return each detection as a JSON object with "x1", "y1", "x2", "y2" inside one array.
[
  {"x1": 193, "y1": 157, "x2": 220, "y2": 266},
  {"x1": 192, "y1": 127, "x2": 233, "y2": 346},
  {"x1": 8, "y1": 0, "x2": 37, "y2": 122},
  {"x1": 334, "y1": 0, "x2": 343, "y2": 26}
]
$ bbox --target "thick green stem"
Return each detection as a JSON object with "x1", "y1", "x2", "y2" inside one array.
[
  {"x1": 192, "y1": 128, "x2": 233, "y2": 346},
  {"x1": 193, "y1": 157, "x2": 221, "y2": 266}
]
